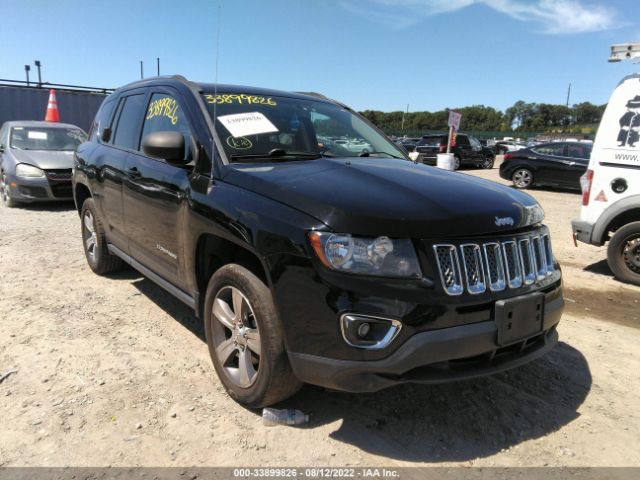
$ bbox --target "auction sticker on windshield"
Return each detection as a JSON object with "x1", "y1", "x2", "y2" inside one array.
[{"x1": 217, "y1": 112, "x2": 278, "y2": 138}]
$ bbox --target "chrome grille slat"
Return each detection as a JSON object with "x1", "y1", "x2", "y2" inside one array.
[
  {"x1": 502, "y1": 241, "x2": 523, "y2": 289},
  {"x1": 519, "y1": 238, "x2": 536, "y2": 285},
  {"x1": 483, "y1": 242, "x2": 506, "y2": 291},
  {"x1": 460, "y1": 244, "x2": 486, "y2": 294},
  {"x1": 434, "y1": 245, "x2": 463, "y2": 296},
  {"x1": 433, "y1": 232, "x2": 555, "y2": 295}
]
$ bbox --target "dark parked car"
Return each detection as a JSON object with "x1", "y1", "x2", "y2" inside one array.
[
  {"x1": 414, "y1": 133, "x2": 495, "y2": 169},
  {"x1": 73, "y1": 76, "x2": 563, "y2": 407},
  {"x1": 0, "y1": 121, "x2": 87, "y2": 207},
  {"x1": 394, "y1": 137, "x2": 420, "y2": 153},
  {"x1": 499, "y1": 141, "x2": 592, "y2": 190}
]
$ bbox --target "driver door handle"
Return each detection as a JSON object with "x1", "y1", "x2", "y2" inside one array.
[{"x1": 127, "y1": 166, "x2": 141, "y2": 179}]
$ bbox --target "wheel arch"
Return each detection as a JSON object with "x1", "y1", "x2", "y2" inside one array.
[
  {"x1": 595, "y1": 198, "x2": 640, "y2": 245},
  {"x1": 74, "y1": 182, "x2": 92, "y2": 216},
  {"x1": 194, "y1": 232, "x2": 271, "y2": 318}
]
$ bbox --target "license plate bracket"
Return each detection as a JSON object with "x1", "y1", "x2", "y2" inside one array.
[{"x1": 495, "y1": 292, "x2": 545, "y2": 346}]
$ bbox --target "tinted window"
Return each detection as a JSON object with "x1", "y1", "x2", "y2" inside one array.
[
  {"x1": 469, "y1": 136, "x2": 481, "y2": 149},
  {"x1": 141, "y1": 93, "x2": 193, "y2": 161},
  {"x1": 112, "y1": 94, "x2": 146, "y2": 150},
  {"x1": 533, "y1": 143, "x2": 566, "y2": 157},
  {"x1": 88, "y1": 98, "x2": 116, "y2": 143},
  {"x1": 417, "y1": 136, "x2": 446, "y2": 146},
  {"x1": 456, "y1": 135, "x2": 469, "y2": 146},
  {"x1": 566, "y1": 143, "x2": 592, "y2": 160}
]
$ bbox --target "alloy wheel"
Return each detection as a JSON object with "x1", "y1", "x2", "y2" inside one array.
[
  {"x1": 211, "y1": 286, "x2": 261, "y2": 388},
  {"x1": 0, "y1": 171, "x2": 10, "y2": 205},
  {"x1": 513, "y1": 169, "x2": 532, "y2": 188},
  {"x1": 83, "y1": 211, "x2": 98, "y2": 262}
]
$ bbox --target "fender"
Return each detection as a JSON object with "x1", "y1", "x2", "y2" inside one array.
[{"x1": 592, "y1": 194, "x2": 640, "y2": 245}]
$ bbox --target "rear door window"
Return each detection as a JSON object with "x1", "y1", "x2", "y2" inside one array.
[
  {"x1": 88, "y1": 98, "x2": 116, "y2": 143},
  {"x1": 417, "y1": 136, "x2": 445, "y2": 146},
  {"x1": 566, "y1": 143, "x2": 592, "y2": 160},
  {"x1": 533, "y1": 143, "x2": 567, "y2": 157},
  {"x1": 112, "y1": 94, "x2": 146, "y2": 150}
]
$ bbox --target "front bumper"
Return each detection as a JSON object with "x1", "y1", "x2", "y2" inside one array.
[
  {"x1": 5, "y1": 173, "x2": 73, "y2": 202},
  {"x1": 571, "y1": 219, "x2": 597, "y2": 246},
  {"x1": 288, "y1": 293, "x2": 563, "y2": 392}
]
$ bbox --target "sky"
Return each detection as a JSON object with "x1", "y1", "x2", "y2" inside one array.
[{"x1": 0, "y1": 0, "x2": 638, "y2": 113}]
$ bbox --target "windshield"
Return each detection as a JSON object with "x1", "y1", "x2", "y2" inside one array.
[
  {"x1": 10, "y1": 126, "x2": 86, "y2": 151},
  {"x1": 201, "y1": 93, "x2": 406, "y2": 162}
]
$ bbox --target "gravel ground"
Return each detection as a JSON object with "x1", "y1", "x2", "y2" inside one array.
[{"x1": 0, "y1": 158, "x2": 639, "y2": 467}]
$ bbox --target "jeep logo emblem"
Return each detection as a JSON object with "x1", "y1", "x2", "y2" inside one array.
[{"x1": 495, "y1": 216, "x2": 515, "y2": 226}]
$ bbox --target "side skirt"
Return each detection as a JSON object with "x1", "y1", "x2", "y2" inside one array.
[{"x1": 107, "y1": 244, "x2": 198, "y2": 313}]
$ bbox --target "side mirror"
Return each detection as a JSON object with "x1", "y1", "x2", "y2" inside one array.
[
  {"x1": 141, "y1": 131, "x2": 187, "y2": 164},
  {"x1": 101, "y1": 127, "x2": 112, "y2": 143}
]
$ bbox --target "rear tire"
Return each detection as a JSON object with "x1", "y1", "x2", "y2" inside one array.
[
  {"x1": 607, "y1": 222, "x2": 640, "y2": 286},
  {"x1": 512, "y1": 168, "x2": 533, "y2": 189},
  {"x1": 0, "y1": 170, "x2": 19, "y2": 208},
  {"x1": 453, "y1": 156, "x2": 461, "y2": 171},
  {"x1": 480, "y1": 157, "x2": 495, "y2": 169},
  {"x1": 204, "y1": 264, "x2": 302, "y2": 408},
  {"x1": 80, "y1": 198, "x2": 123, "y2": 275}
]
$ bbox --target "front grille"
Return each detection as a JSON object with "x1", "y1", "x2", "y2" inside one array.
[
  {"x1": 44, "y1": 169, "x2": 72, "y2": 181},
  {"x1": 51, "y1": 183, "x2": 72, "y2": 198},
  {"x1": 433, "y1": 231, "x2": 555, "y2": 296}
]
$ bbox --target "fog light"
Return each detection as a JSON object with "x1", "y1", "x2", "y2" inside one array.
[
  {"x1": 340, "y1": 314, "x2": 402, "y2": 350},
  {"x1": 357, "y1": 322, "x2": 371, "y2": 338}
]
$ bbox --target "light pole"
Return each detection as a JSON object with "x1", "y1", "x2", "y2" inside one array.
[
  {"x1": 34, "y1": 60, "x2": 42, "y2": 87},
  {"x1": 24, "y1": 65, "x2": 31, "y2": 86},
  {"x1": 140, "y1": 61, "x2": 144, "y2": 79}
]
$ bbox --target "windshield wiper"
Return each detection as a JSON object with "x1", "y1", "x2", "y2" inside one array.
[
  {"x1": 358, "y1": 151, "x2": 404, "y2": 159},
  {"x1": 230, "y1": 149, "x2": 326, "y2": 162}
]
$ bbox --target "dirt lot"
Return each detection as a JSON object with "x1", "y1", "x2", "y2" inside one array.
[{"x1": 1, "y1": 158, "x2": 639, "y2": 468}]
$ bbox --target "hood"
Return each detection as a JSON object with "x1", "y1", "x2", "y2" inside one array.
[
  {"x1": 9, "y1": 149, "x2": 75, "y2": 170},
  {"x1": 222, "y1": 158, "x2": 541, "y2": 238}
]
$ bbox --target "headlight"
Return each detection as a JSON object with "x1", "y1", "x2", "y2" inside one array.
[
  {"x1": 15, "y1": 163, "x2": 45, "y2": 178},
  {"x1": 522, "y1": 203, "x2": 545, "y2": 226},
  {"x1": 309, "y1": 232, "x2": 422, "y2": 278}
]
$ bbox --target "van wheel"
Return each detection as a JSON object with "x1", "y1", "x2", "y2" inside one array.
[
  {"x1": 80, "y1": 198, "x2": 123, "y2": 275},
  {"x1": 512, "y1": 168, "x2": 533, "y2": 189},
  {"x1": 204, "y1": 264, "x2": 302, "y2": 408},
  {"x1": 607, "y1": 222, "x2": 640, "y2": 286}
]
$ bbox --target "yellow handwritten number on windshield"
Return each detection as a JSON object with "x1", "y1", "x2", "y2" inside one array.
[{"x1": 204, "y1": 94, "x2": 277, "y2": 106}]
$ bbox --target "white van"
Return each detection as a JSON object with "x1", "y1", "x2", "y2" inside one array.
[{"x1": 572, "y1": 65, "x2": 640, "y2": 286}]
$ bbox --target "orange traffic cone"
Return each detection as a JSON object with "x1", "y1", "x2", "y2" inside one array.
[{"x1": 45, "y1": 89, "x2": 60, "y2": 122}]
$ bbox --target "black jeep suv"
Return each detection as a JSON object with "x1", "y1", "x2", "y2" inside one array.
[
  {"x1": 73, "y1": 76, "x2": 564, "y2": 407},
  {"x1": 415, "y1": 133, "x2": 496, "y2": 170}
]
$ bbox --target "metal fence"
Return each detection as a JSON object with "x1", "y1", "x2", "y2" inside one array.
[{"x1": 0, "y1": 81, "x2": 110, "y2": 132}]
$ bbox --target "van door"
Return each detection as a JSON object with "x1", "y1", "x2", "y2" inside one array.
[{"x1": 122, "y1": 88, "x2": 194, "y2": 289}]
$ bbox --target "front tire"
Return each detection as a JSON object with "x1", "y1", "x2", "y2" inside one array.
[
  {"x1": 204, "y1": 264, "x2": 302, "y2": 408},
  {"x1": 512, "y1": 168, "x2": 533, "y2": 189},
  {"x1": 607, "y1": 222, "x2": 640, "y2": 286},
  {"x1": 0, "y1": 170, "x2": 19, "y2": 208},
  {"x1": 80, "y1": 198, "x2": 123, "y2": 275}
]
